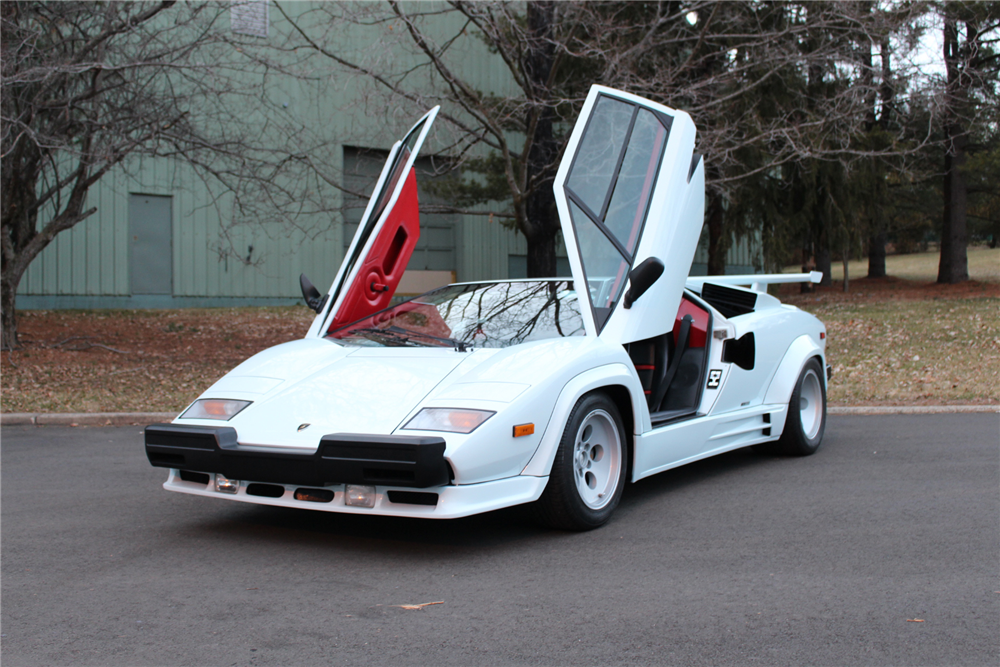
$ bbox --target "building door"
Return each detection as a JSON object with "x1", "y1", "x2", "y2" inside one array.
[{"x1": 129, "y1": 194, "x2": 172, "y2": 295}]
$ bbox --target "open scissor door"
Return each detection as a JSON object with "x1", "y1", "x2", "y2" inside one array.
[{"x1": 309, "y1": 107, "x2": 440, "y2": 336}]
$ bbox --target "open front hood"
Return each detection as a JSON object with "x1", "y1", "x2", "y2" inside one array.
[
  {"x1": 180, "y1": 341, "x2": 467, "y2": 450},
  {"x1": 554, "y1": 85, "x2": 705, "y2": 345}
]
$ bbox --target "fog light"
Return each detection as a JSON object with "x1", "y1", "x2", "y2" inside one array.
[
  {"x1": 215, "y1": 474, "x2": 240, "y2": 494},
  {"x1": 345, "y1": 484, "x2": 376, "y2": 508}
]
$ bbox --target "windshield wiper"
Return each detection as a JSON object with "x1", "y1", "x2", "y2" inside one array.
[
  {"x1": 342, "y1": 327, "x2": 426, "y2": 347},
  {"x1": 384, "y1": 326, "x2": 472, "y2": 352}
]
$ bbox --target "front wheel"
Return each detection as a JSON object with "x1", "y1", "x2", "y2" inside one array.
[
  {"x1": 775, "y1": 358, "x2": 827, "y2": 456},
  {"x1": 536, "y1": 392, "x2": 628, "y2": 531}
]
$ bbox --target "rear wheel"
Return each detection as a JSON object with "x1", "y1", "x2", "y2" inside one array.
[
  {"x1": 536, "y1": 392, "x2": 628, "y2": 531},
  {"x1": 773, "y1": 358, "x2": 826, "y2": 456}
]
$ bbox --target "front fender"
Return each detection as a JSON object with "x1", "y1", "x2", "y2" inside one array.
[
  {"x1": 520, "y1": 363, "x2": 646, "y2": 478},
  {"x1": 763, "y1": 334, "x2": 826, "y2": 406}
]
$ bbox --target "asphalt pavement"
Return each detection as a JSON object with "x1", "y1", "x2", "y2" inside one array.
[{"x1": 1, "y1": 414, "x2": 997, "y2": 666}]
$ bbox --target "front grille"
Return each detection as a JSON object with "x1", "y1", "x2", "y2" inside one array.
[
  {"x1": 246, "y1": 483, "x2": 285, "y2": 498},
  {"x1": 387, "y1": 491, "x2": 439, "y2": 506},
  {"x1": 179, "y1": 470, "x2": 210, "y2": 485}
]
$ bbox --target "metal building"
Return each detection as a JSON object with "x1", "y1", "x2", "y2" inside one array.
[{"x1": 16, "y1": 1, "x2": 759, "y2": 311}]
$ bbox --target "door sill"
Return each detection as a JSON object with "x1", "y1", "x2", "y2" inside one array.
[{"x1": 650, "y1": 408, "x2": 699, "y2": 427}]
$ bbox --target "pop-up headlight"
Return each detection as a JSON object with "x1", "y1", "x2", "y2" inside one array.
[
  {"x1": 181, "y1": 399, "x2": 251, "y2": 421},
  {"x1": 403, "y1": 408, "x2": 495, "y2": 434}
]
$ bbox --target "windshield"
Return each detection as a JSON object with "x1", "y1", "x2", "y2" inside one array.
[{"x1": 327, "y1": 281, "x2": 585, "y2": 349}]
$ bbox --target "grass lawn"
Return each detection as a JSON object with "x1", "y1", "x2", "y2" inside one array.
[
  {"x1": 2, "y1": 267, "x2": 998, "y2": 413},
  {"x1": 789, "y1": 296, "x2": 998, "y2": 405},
  {"x1": 801, "y1": 245, "x2": 1000, "y2": 283}
]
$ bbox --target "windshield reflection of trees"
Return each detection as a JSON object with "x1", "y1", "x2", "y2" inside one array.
[{"x1": 330, "y1": 281, "x2": 585, "y2": 348}]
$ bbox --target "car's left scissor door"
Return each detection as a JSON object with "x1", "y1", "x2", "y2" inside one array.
[{"x1": 308, "y1": 106, "x2": 440, "y2": 337}]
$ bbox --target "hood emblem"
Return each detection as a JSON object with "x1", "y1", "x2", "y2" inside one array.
[{"x1": 297, "y1": 423, "x2": 311, "y2": 432}]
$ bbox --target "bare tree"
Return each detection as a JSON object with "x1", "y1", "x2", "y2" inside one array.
[
  {"x1": 0, "y1": 1, "x2": 320, "y2": 349},
  {"x1": 937, "y1": 2, "x2": 1000, "y2": 284},
  {"x1": 275, "y1": 1, "x2": 945, "y2": 281},
  {"x1": 272, "y1": 0, "x2": 591, "y2": 279}
]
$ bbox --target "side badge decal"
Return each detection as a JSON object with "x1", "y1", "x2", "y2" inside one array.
[{"x1": 706, "y1": 369, "x2": 723, "y2": 389}]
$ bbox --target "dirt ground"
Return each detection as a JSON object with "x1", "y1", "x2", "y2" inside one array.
[
  {"x1": 2, "y1": 276, "x2": 998, "y2": 414},
  {"x1": 1, "y1": 307, "x2": 314, "y2": 414}
]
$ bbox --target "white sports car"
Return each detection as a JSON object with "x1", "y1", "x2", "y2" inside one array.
[{"x1": 145, "y1": 85, "x2": 830, "y2": 530}]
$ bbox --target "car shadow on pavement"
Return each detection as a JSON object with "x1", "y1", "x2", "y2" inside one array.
[
  {"x1": 621, "y1": 446, "x2": 776, "y2": 508},
  {"x1": 182, "y1": 447, "x2": 782, "y2": 554}
]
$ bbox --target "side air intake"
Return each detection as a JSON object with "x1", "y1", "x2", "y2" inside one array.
[{"x1": 700, "y1": 282, "x2": 757, "y2": 319}]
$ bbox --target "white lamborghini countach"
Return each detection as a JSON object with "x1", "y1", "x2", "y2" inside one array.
[{"x1": 145, "y1": 85, "x2": 830, "y2": 530}]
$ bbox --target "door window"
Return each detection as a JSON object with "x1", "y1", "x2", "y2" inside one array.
[{"x1": 563, "y1": 95, "x2": 671, "y2": 330}]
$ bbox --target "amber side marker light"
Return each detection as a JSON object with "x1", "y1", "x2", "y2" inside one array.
[{"x1": 513, "y1": 423, "x2": 535, "y2": 438}]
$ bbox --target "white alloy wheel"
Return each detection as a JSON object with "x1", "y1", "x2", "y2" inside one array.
[
  {"x1": 764, "y1": 357, "x2": 826, "y2": 457},
  {"x1": 572, "y1": 409, "x2": 622, "y2": 510},
  {"x1": 536, "y1": 392, "x2": 629, "y2": 530},
  {"x1": 798, "y1": 367, "x2": 823, "y2": 440}
]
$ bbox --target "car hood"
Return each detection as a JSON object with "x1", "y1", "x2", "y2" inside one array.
[{"x1": 180, "y1": 339, "x2": 470, "y2": 449}]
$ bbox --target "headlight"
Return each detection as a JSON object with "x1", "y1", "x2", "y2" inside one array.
[
  {"x1": 181, "y1": 399, "x2": 251, "y2": 421},
  {"x1": 403, "y1": 408, "x2": 495, "y2": 434}
]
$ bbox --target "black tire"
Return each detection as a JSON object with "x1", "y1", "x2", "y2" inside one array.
[
  {"x1": 767, "y1": 357, "x2": 827, "y2": 456},
  {"x1": 535, "y1": 392, "x2": 628, "y2": 531}
]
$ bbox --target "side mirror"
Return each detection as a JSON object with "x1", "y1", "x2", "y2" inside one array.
[
  {"x1": 623, "y1": 257, "x2": 664, "y2": 309},
  {"x1": 299, "y1": 273, "x2": 329, "y2": 314}
]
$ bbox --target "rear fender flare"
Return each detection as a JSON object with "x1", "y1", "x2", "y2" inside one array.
[
  {"x1": 763, "y1": 335, "x2": 826, "y2": 406},
  {"x1": 520, "y1": 364, "x2": 646, "y2": 478}
]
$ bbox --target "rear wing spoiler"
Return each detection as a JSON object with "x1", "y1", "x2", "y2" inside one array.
[{"x1": 686, "y1": 271, "x2": 823, "y2": 294}]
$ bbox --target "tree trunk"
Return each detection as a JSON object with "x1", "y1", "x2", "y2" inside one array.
[
  {"x1": 842, "y1": 237, "x2": 850, "y2": 292},
  {"x1": 867, "y1": 226, "x2": 886, "y2": 278},
  {"x1": 938, "y1": 127, "x2": 969, "y2": 283},
  {"x1": 706, "y1": 193, "x2": 726, "y2": 275},
  {"x1": 522, "y1": 1, "x2": 559, "y2": 278},
  {"x1": 867, "y1": 35, "x2": 890, "y2": 280},
  {"x1": 816, "y1": 241, "x2": 832, "y2": 287},
  {"x1": 526, "y1": 228, "x2": 558, "y2": 278},
  {"x1": 1, "y1": 271, "x2": 20, "y2": 350},
  {"x1": 937, "y1": 15, "x2": 970, "y2": 284},
  {"x1": 1, "y1": 140, "x2": 41, "y2": 350}
]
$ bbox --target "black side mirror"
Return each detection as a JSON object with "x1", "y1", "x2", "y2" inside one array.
[
  {"x1": 300, "y1": 273, "x2": 329, "y2": 313},
  {"x1": 623, "y1": 257, "x2": 664, "y2": 309}
]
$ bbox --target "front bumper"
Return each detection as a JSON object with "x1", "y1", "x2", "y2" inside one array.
[
  {"x1": 145, "y1": 423, "x2": 451, "y2": 488},
  {"x1": 160, "y1": 469, "x2": 548, "y2": 519}
]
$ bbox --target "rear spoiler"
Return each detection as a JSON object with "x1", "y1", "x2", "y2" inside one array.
[{"x1": 686, "y1": 271, "x2": 823, "y2": 294}]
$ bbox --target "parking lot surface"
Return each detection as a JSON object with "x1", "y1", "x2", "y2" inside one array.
[{"x1": 2, "y1": 414, "x2": 997, "y2": 666}]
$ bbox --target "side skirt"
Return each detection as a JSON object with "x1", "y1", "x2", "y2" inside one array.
[{"x1": 632, "y1": 405, "x2": 788, "y2": 482}]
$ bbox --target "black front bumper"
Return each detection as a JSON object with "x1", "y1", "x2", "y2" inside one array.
[{"x1": 145, "y1": 423, "x2": 450, "y2": 488}]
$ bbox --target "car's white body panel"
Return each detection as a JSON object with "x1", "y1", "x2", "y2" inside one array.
[{"x1": 150, "y1": 86, "x2": 828, "y2": 523}]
